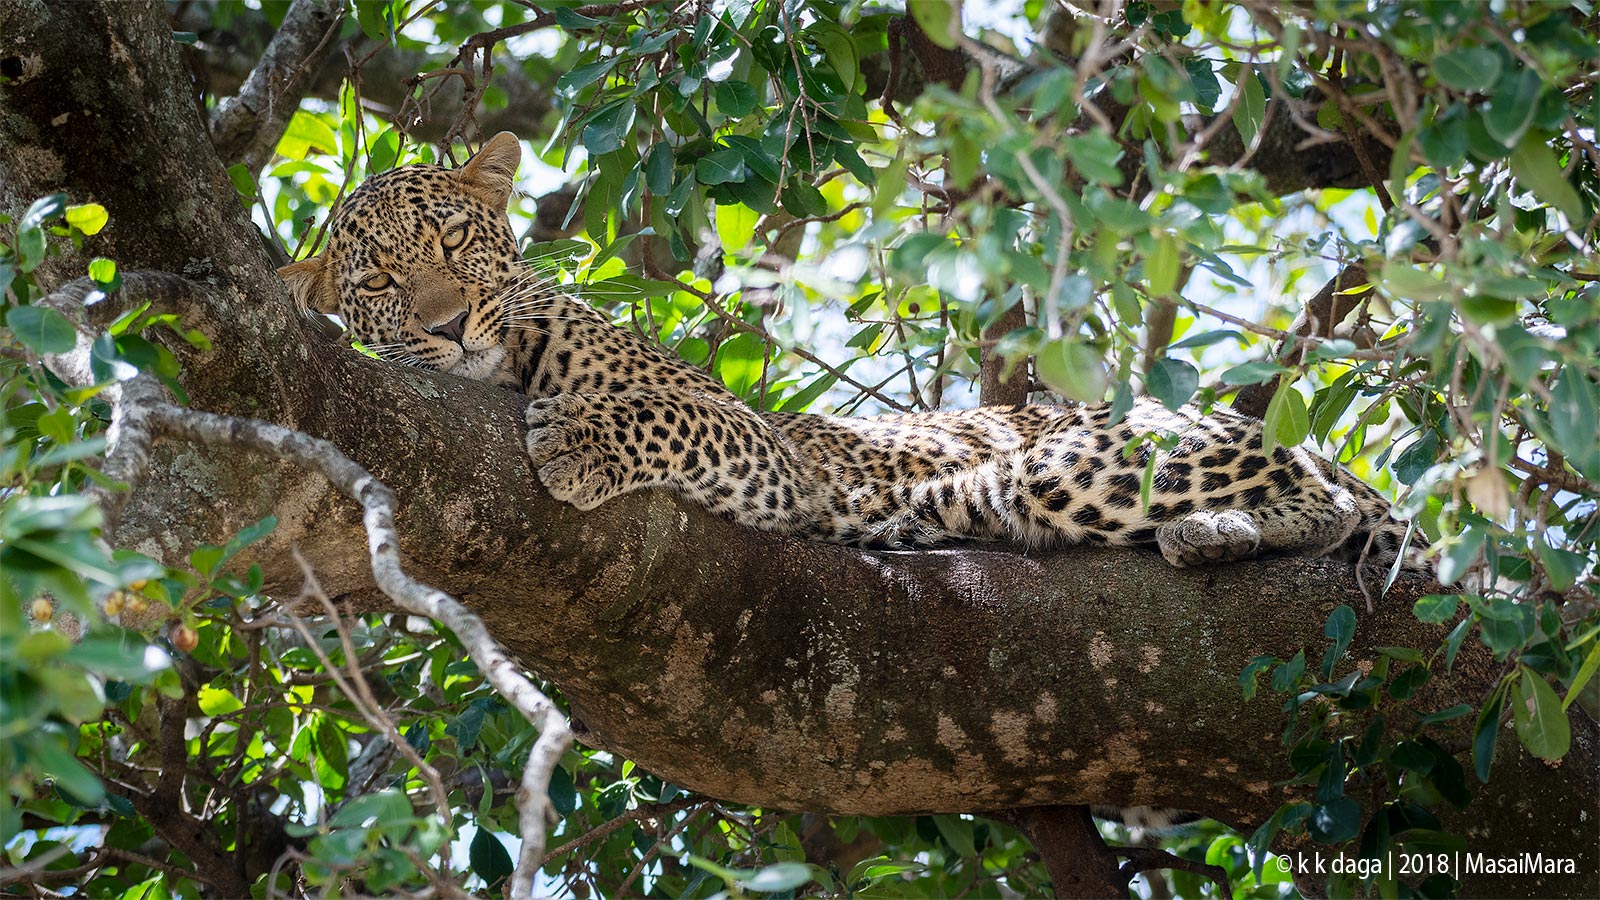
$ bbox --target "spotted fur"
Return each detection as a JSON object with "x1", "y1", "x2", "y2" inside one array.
[{"x1": 280, "y1": 133, "x2": 1431, "y2": 575}]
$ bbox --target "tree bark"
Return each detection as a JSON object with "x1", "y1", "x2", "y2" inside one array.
[{"x1": 3, "y1": 4, "x2": 1596, "y2": 899}]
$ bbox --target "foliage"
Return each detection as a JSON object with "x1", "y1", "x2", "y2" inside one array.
[{"x1": 4, "y1": 0, "x2": 1599, "y2": 897}]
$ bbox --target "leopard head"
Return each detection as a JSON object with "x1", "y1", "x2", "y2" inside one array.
[{"x1": 278, "y1": 132, "x2": 524, "y2": 386}]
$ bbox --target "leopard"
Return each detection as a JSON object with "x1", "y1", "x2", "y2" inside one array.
[
  {"x1": 278, "y1": 131, "x2": 1431, "y2": 832},
  {"x1": 280, "y1": 132, "x2": 1431, "y2": 577}
]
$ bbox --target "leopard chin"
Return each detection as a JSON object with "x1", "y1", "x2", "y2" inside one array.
[{"x1": 445, "y1": 346, "x2": 507, "y2": 382}]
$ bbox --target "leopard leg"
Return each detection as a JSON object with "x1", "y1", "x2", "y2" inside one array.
[
  {"x1": 525, "y1": 389, "x2": 816, "y2": 530},
  {"x1": 1158, "y1": 487, "x2": 1362, "y2": 567}
]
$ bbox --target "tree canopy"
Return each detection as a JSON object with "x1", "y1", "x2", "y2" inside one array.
[{"x1": 1, "y1": 1, "x2": 1597, "y2": 898}]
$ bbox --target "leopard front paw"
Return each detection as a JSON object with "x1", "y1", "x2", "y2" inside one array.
[
  {"x1": 1155, "y1": 510, "x2": 1262, "y2": 567},
  {"x1": 525, "y1": 395, "x2": 586, "y2": 466},
  {"x1": 524, "y1": 396, "x2": 620, "y2": 510}
]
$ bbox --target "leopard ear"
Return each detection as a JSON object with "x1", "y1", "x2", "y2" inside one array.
[
  {"x1": 277, "y1": 256, "x2": 338, "y2": 315},
  {"x1": 455, "y1": 131, "x2": 520, "y2": 204}
]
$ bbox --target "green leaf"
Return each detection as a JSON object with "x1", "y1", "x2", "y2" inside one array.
[
  {"x1": 1062, "y1": 132, "x2": 1125, "y2": 185},
  {"x1": 931, "y1": 814, "x2": 978, "y2": 857},
  {"x1": 1307, "y1": 796, "x2": 1361, "y2": 844},
  {"x1": 714, "y1": 332, "x2": 767, "y2": 397},
  {"x1": 833, "y1": 141, "x2": 876, "y2": 186},
  {"x1": 313, "y1": 716, "x2": 349, "y2": 783},
  {"x1": 37, "y1": 406, "x2": 76, "y2": 444},
  {"x1": 1472, "y1": 680, "x2": 1506, "y2": 782},
  {"x1": 1321, "y1": 604, "x2": 1356, "y2": 679},
  {"x1": 1144, "y1": 234, "x2": 1180, "y2": 298},
  {"x1": 1443, "y1": 617, "x2": 1472, "y2": 672},
  {"x1": 547, "y1": 765, "x2": 577, "y2": 815},
  {"x1": 1036, "y1": 339, "x2": 1107, "y2": 403},
  {"x1": 1220, "y1": 361, "x2": 1287, "y2": 386},
  {"x1": 1170, "y1": 329, "x2": 1243, "y2": 350},
  {"x1": 1240, "y1": 654, "x2": 1276, "y2": 701},
  {"x1": 197, "y1": 685, "x2": 244, "y2": 717},
  {"x1": 555, "y1": 5, "x2": 604, "y2": 30},
  {"x1": 1390, "y1": 740, "x2": 1435, "y2": 773},
  {"x1": 6, "y1": 305, "x2": 78, "y2": 354},
  {"x1": 644, "y1": 142, "x2": 675, "y2": 196},
  {"x1": 1536, "y1": 543, "x2": 1586, "y2": 591},
  {"x1": 331, "y1": 789, "x2": 413, "y2": 828},
  {"x1": 226, "y1": 516, "x2": 278, "y2": 559},
  {"x1": 1564, "y1": 639, "x2": 1600, "y2": 711},
  {"x1": 742, "y1": 861, "x2": 814, "y2": 892},
  {"x1": 446, "y1": 702, "x2": 486, "y2": 751},
  {"x1": 1417, "y1": 703, "x2": 1473, "y2": 727},
  {"x1": 1433, "y1": 48, "x2": 1501, "y2": 92},
  {"x1": 16, "y1": 222, "x2": 46, "y2": 272},
  {"x1": 1413, "y1": 594, "x2": 1460, "y2": 625},
  {"x1": 1146, "y1": 358, "x2": 1198, "y2": 410},
  {"x1": 1436, "y1": 525, "x2": 1484, "y2": 586},
  {"x1": 909, "y1": 0, "x2": 960, "y2": 49},
  {"x1": 553, "y1": 5, "x2": 601, "y2": 30},
  {"x1": 64, "y1": 203, "x2": 109, "y2": 236},
  {"x1": 1546, "y1": 372, "x2": 1600, "y2": 479},
  {"x1": 780, "y1": 179, "x2": 829, "y2": 219},
  {"x1": 31, "y1": 733, "x2": 107, "y2": 806},
  {"x1": 368, "y1": 128, "x2": 400, "y2": 173},
  {"x1": 88, "y1": 257, "x2": 117, "y2": 285},
  {"x1": 63, "y1": 633, "x2": 172, "y2": 682},
  {"x1": 1509, "y1": 133, "x2": 1587, "y2": 223},
  {"x1": 1262, "y1": 383, "x2": 1309, "y2": 454},
  {"x1": 1477, "y1": 609, "x2": 1532, "y2": 659},
  {"x1": 557, "y1": 57, "x2": 618, "y2": 95},
  {"x1": 582, "y1": 99, "x2": 636, "y2": 157},
  {"x1": 1512, "y1": 666, "x2": 1571, "y2": 761},
  {"x1": 278, "y1": 111, "x2": 340, "y2": 159},
  {"x1": 1392, "y1": 430, "x2": 1439, "y2": 484},
  {"x1": 695, "y1": 148, "x2": 747, "y2": 185},
  {"x1": 22, "y1": 192, "x2": 67, "y2": 228},
  {"x1": 1233, "y1": 65, "x2": 1266, "y2": 149},
  {"x1": 352, "y1": 0, "x2": 398, "y2": 43},
  {"x1": 1420, "y1": 105, "x2": 1469, "y2": 167},
  {"x1": 716, "y1": 80, "x2": 760, "y2": 117},
  {"x1": 1484, "y1": 67, "x2": 1542, "y2": 146},
  {"x1": 1271, "y1": 649, "x2": 1306, "y2": 692},
  {"x1": 469, "y1": 827, "x2": 514, "y2": 890},
  {"x1": 1387, "y1": 664, "x2": 1429, "y2": 700}
]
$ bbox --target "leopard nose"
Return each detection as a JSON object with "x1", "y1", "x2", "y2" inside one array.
[{"x1": 425, "y1": 311, "x2": 469, "y2": 344}]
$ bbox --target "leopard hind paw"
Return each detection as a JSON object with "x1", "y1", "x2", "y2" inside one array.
[{"x1": 1155, "y1": 510, "x2": 1261, "y2": 567}]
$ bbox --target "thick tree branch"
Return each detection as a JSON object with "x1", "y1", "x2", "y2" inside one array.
[
  {"x1": 208, "y1": 0, "x2": 344, "y2": 175},
  {"x1": 999, "y1": 805, "x2": 1126, "y2": 898},
  {"x1": 4, "y1": 5, "x2": 1597, "y2": 898},
  {"x1": 92, "y1": 298, "x2": 1597, "y2": 897}
]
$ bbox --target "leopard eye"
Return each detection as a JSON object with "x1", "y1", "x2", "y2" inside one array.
[
  {"x1": 360, "y1": 272, "x2": 395, "y2": 291},
  {"x1": 441, "y1": 224, "x2": 468, "y2": 251}
]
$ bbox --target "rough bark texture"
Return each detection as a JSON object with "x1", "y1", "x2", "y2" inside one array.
[
  {"x1": 979, "y1": 299, "x2": 1030, "y2": 406},
  {"x1": 3, "y1": 4, "x2": 1597, "y2": 898},
  {"x1": 208, "y1": 0, "x2": 344, "y2": 176},
  {"x1": 1002, "y1": 806, "x2": 1127, "y2": 898}
]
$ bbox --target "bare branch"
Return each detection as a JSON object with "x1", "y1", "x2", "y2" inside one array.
[
  {"x1": 1232, "y1": 263, "x2": 1372, "y2": 418},
  {"x1": 148, "y1": 402, "x2": 573, "y2": 896}
]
